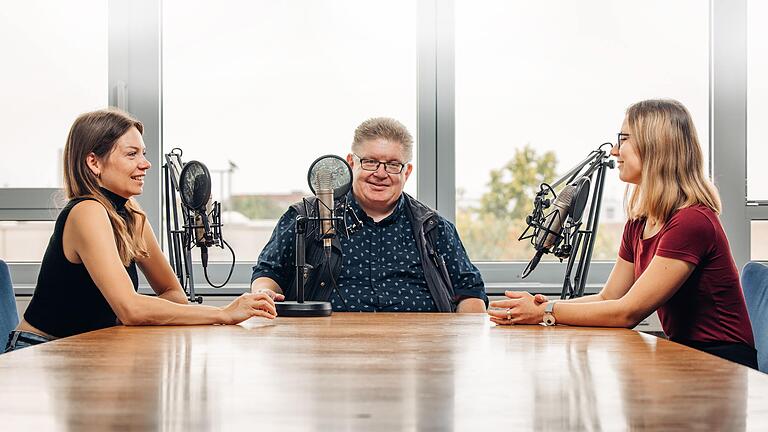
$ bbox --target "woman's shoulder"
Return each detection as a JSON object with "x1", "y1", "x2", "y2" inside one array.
[
  {"x1": 623, "y1": 216, "x2": 645, "y2": 233},
  {"x1": 67, "y1": 197, "x2": 107, "y2": 212},
  {"x1": 666, "y1": 205, "x2": 719, "y2": 234},
  {"x1": 65, "y1": 198, "x2": 112, "y2": 227},
  {"x1": 671, "y1": 204, "x2": 718, "y2": 222},
  {"x1": 620, "y1": 217, "x2": 646, "y2": 246}
]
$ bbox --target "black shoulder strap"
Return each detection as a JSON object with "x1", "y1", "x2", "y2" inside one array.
[
  {"x1": 290, "y1": 199, "x2": 310, "y2": 218},
  {"x1": 426, "y1": 221, "x2": 439, "y2": 253}
]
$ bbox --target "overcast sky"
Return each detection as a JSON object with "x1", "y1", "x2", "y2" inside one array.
[{"x1": 1, "y1": 0, "x2": 766, "y2": 203}]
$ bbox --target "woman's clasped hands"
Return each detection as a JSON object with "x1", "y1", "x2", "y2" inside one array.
[{"x1": 488, "y1": 291, "x2": 550, "y2": 325}]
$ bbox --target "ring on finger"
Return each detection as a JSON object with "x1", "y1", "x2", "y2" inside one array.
[{"x1": 506, "y1": 308, "x2": 512, "y2": 320}]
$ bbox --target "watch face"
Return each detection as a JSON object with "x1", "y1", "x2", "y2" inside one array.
[{"x1": 543, "y1": 314, "x2": 556, "y2": 326}]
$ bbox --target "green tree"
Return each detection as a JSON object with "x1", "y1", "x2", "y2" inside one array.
[
  {"x1": 458, "y1": 146, "x2": 558, "y2": 261},
  {"x1": 458, "y1": 145, "x2": 623, "y2": 264},
  {"x1": 479, "y1": 145, "x2": 558, "y2": 222},
  {"x1": 230, "y1": 196, "x2": 284, "y2": 220}
]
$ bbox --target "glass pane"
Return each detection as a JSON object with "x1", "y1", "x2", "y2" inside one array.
[
  {"x1": 0, "y1": 0, "x2": 108, "y2": 188},
  {"x1": 455, "y1": 0, "x2": 709, "y2": 262},
  {"x1": 748, "y1": 0, "x2": 768, "y2": 201},
  {"x1": 162, "y1": 0, "x2": 417, "y2": 263},
  {"x1": 0, "y1": 221, "x2": 55, "y2": 262},
  {"x1": 751, "y1": 221, "x2": 768, "y2": 261}
]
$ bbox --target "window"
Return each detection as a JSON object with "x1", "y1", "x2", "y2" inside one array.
[
  {"x1": 454, "y1": 0, "x2": 710, "y2": 263},
  {"x1": 0, "y1": 1, "x2": 108, "y2": 189},
  {"x1": 4, "y1": 0, "x2": 756, "y2": 292},
  {"x1": 751, "y1": 221, "x2": 768, "y2": 261},
  {"x1": 748, "y1": 0, "x2": 768, "y2": 202},
  {"x1": 162, "y1": 0, "x2": 418, "y2": 262},
  {"x1": 0, "y1": 0, "x2": 108, "y2": 262}
]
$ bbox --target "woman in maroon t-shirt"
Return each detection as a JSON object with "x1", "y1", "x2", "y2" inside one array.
[{"x1": 489, "y1": 99, "x2": 757, "y2": 369}]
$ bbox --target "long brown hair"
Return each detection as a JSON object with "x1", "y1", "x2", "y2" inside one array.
[
  {"x1": 63, "y1": 108, "x2": 149, "y2": 265},
  {"x1": 624, "y1": 99, "x2": 721, "y2": 224}
]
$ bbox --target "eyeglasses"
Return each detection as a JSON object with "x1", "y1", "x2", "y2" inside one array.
[
  {"x1": 616, "y1": 133, "x2": 630, "y2": 151},
  {"x1": 353, "y1": 153, "x2": 407, "y2": 174}
]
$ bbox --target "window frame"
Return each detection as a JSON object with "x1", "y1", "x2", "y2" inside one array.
[
  {"x1": 744, "y1": 0, "x2": 768, "y2": 259},
  {"x1": 712, "y1": 0, "x2": 768, "y2": 268},
  {"x1": 0, "y1": 189, "x2": 62, "y2": 221},
  {"x1": 5, "y1": 0, "x2": 765, "y2": 298}
]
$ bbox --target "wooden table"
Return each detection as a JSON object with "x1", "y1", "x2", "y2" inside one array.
[{"x1": 1, "y1": 313, "x2": 767, "y2": 431}]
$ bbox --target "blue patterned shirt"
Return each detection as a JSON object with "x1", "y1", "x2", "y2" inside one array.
[{"x1": 252, "y1": 193, "x2": 486, "y2": 312}]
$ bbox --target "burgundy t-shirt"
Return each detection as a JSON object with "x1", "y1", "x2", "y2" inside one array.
[{"x1": 618, "y1": 205, "x2": 754, "y2": 347}]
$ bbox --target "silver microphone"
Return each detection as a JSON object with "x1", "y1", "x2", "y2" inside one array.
[
  {"x1": 534, "y1": 183, "x2": 577, "y2": 250},
  {"x1": 317, "y1": 170, "x2": 335, "y2": 249},
  {"x1": 521, "y1": 174, "x2": 591, "y2": 280},
  {"x1": 307, "y1": 155, "x2": 352, "y2": 251}
]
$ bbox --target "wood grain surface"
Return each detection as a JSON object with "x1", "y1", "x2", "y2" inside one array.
[{"x1": 1, "y1": 313, "x2": 766, "y2": 431}]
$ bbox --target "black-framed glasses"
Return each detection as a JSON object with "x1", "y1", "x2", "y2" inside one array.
[
  {"x1": 616, "y1": 133, "x2": 630, "y2": 151},
  {"x1": 353, "y1": 153, "x2": 407, "y2": 174}
]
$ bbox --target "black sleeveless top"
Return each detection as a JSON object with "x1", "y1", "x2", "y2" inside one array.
[{"x1": 24, "y1": 188, "x2": 139, "y2": 338}]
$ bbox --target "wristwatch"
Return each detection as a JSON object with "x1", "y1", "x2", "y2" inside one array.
[{"x1": 542, "y1": 301, "x2": 557, "y2": 326}]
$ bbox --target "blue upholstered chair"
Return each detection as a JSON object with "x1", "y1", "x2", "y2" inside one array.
[
  {"x1": 742, "y1": 261, "x2": 768, "y2": 373},
  {"x1": 0, "y1": 260, "x2": 19, "y2": 351}
]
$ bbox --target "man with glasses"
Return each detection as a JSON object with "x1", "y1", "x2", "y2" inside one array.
[{"x1": 250, "y1": 117, "x2": 487, "y2": 312}]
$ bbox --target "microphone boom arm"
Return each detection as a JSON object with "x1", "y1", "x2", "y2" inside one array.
[
  {"x1": 519, "y1": 143, "x2": 615, "y2": 299},
  {"x1": 163, "y1": 150, "x2": 235, "y2": 303},
  {"x1": 549, "y1": 150, "x2": 603, "y2": 190},
  {"x1": 163, "y1": 149, "x2": 202, "y2": 303},
  {"x1": 559, "y1": 144, "x2": 614, "y2": 299},
  {"x1": 566, "y1": 146, "x2": 614, "y2": 298}
]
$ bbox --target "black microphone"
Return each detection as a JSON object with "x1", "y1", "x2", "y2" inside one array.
[
  {"x1": 179, "y1": 161, "x2": 216, "y2": 266},
  {"x1": 179, "y1": 162, "x2": 213, "y2": 240},
  {"x1": 165, "y1": 153, "x2": 236, "y2": 300},
  {"x1": 193, "y1": 199, "x2": 217, "y2": 269},
  {"x1": 195, "y1": 197, "x2": 218, "y2": 247}
]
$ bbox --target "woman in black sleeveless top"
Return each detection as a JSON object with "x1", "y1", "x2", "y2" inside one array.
[{"x1": 6, "y1": 109, "x2": 283, "y2": 352}]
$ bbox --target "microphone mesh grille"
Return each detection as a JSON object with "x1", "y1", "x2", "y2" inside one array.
[{"x1": 318, "y1": 170, "x2": 332, "y2": 190}]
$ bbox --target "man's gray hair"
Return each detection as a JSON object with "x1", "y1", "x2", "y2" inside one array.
[{"x1": 352, "y1": 117, "x2": 414, "y2": 161}]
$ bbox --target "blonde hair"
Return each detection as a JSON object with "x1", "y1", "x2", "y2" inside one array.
[
  {"x1": 63, "y1": 108, "x2": 149, "y2": 265},
  {"x1": 352, "y1": 117, "x2": 414, "y2": 161},
  {"x1": 624, "y1": 99, "x2": 721, "y2": 224}
]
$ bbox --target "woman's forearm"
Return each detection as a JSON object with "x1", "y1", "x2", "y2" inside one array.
[
  {"x1": 551, "y1": 299, "x2": 638, "y2": 328},
  {"x1": 556, "y1": 293, "x2": 605, "y2": 304},
  {"x1": 118, "y1": 294, "x2": 228, "y2": 326}
]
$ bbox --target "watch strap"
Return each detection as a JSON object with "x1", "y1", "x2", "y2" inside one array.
[
  {"x1": 544, "y1": 300, "x2": 556, "y2": 314},
  {"x1": 543, "y1": 301, "x2": 557, "y2": 326}
]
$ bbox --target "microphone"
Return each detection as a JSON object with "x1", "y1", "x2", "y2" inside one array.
[
  {"x1": 179, "y1": 160, "x2": 219, "y2": 269},
  {"x1": 193, "y1": 198, "x2": 217, "y2": 270},
  {"x1": 534, "y1": 183, "x2": 578, "y2": 251},
  {"x1": 193, "y1": 197, "x2": 215, "y2": 248},
  {"x1": 316, "y1": 170, "x2": 335, "y2": 250},
  {"x1": 274, "y1": 155, "x2": 352, "y2": 318},
  {"x1": 165, "y1": 153, "x2": 236, "y2": 300},
  {"x1": 522, "y1": 176, "x2": 590, "y2": 278},
  {"x1": 179, "y1": 161, "x2": 214, "y2": 245},
  {"x1": 307, "y1": 155, "x2": 353, "y2": 250}
]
